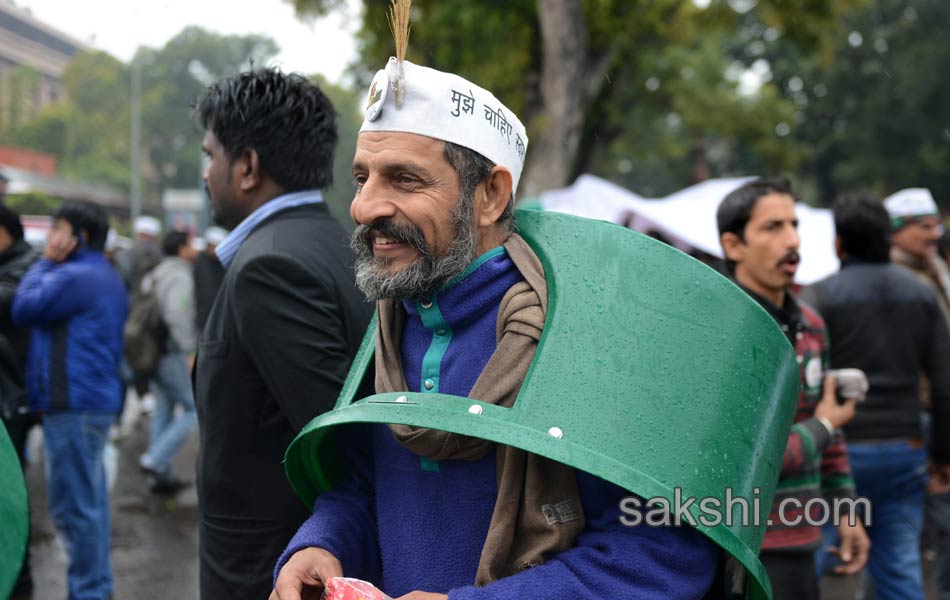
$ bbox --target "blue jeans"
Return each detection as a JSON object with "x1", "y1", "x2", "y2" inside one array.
[
  {"x1": 930, "y1": 492, "x2": 950, "y2": 600},
  {"x1": 43, "y1": 412, "x2": 114, "y2": 600},
  {"x1": 141, "y1": 352, "x2": 196, "y2": 475},
  {"x1": 817, "y1": 440, "x2": 927, "y2": 600}
]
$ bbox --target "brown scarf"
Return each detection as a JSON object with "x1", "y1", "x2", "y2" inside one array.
[{"x1": 375, "y1": 233, "x2": 585, "y2": 585}]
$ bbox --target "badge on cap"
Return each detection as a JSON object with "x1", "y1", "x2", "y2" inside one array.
[
  {"x1": 365, "y1": 68, "x2": 389, "y2": 122},
  {"x1": 805, "y1": 357, "x2": 823, "y2": 390}
]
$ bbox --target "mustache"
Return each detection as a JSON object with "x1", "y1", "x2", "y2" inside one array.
[
  {"x1": 777, "y1": 250, "x2": 800, "y2": 267},
  {"x1": 351, "y1": 219, "x2": 431, "y2": 256}
]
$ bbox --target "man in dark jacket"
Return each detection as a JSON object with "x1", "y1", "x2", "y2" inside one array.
[
  {"x1": 193, "y1": 68, "x2": 373, "y2": 599},
  {"x1": 802, "y1": 193, "x2": 950, "y2": 600},
  {"x1": 194, "y1": 226, "x2": 227, "y2": 332},
  {"x1": 0, "y1": 204, "x2": 37, "y2": 596},
  {"x1": 12, "y1": 201, "x2": 127, "y2": 600}
]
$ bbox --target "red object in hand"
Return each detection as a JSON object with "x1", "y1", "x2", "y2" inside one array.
[{"x1": 322, "y1": 577, "x2": 392, "y2": 600}]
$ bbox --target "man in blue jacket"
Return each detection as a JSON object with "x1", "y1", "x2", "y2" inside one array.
[
  {"x1": 13, "y1": 201, "x2": 127, "y2": 600},
  {"x1": 270, "y1": 57, "x2": 716, "y2": 600}
]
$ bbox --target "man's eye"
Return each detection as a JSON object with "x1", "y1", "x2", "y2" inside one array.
[{"x1": 396, "y1": 174, "x2": 418, "y2": 185}]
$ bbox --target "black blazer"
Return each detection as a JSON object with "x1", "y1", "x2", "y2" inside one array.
[
  {"x1": 193, "y1": 251, "x2": 225, "y2": 332},
  {"x1": 195, "y1": 203, "x2": 372, "y2": 599}
]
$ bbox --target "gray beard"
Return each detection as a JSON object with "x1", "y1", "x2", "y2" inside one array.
[{"x1": 350, "y1": 194, "x2": 479, "y2": 302}]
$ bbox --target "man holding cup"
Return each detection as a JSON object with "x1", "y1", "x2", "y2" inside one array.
[{"x1": 717, "y1": 178, "x2": 869, "y2": 600}]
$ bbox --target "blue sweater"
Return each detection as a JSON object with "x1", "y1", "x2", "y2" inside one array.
[
  {"x1": 13, "y1": 250, "x2": 127, "y2": 414},
  {"x1": 277, "y1": 248, "x2": 716, "y2": 598}
]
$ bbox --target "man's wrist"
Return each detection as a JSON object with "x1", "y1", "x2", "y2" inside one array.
[{"x1": 816, "y1": 416, "x2": 835, "y2": 436}]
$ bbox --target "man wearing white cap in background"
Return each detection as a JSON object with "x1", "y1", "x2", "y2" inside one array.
[
  {"x1": 194, "y1": 226, "x2": 227, "y2": 331},
  {"x1": 885, "y1": 188, "x2": 950, "y2": 319},
  {"x1": 270, "y1": 50, "x2": 716, "y2": 600},
  {"x1": 116, "y1": 215, "x2": 162, "y2": 294},
  {"x1": 802, "y1": 193, "x2": 950, "y2": 600},
  {"x1": 114, "y1": 215, "x2": 164, "y2": 402},
  {"x1": 884, "y1": 188, "x2": 950, "y2": 598}
]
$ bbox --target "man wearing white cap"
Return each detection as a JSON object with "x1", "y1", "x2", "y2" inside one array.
[
  {"x1": 116, "y1": 215, "x2": 162, "y2": 295},
  {"x1": 884, "y1": 188, "x2": 950, "y2": 320},
  {"x1": 803, "y1": 194, "x2": 950, "y2": 600},
  {"x1": 193, "y1": 226, "x2": 227, "y2": 331},
  {"x1": 885, "y1": 189, "x2": 950, "y2": 596},
  {"x1": 270, "y1": 52, "x2": 715, "y2": 600},
  {"x1": 134, "y1": 215, "x2": 162, "y2": 238}
]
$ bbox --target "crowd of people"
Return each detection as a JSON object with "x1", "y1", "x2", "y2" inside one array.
[
  {"x1": 1, "y1": 19, "x2": 949, "y2": 600},
  {"x1": 0, "y1": 200, "x2": 231, "y2": 598},
  {"x1": 715, "y1": 181, "x2": 950, "y2": 600}
]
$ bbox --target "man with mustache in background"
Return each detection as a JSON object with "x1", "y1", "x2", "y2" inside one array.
[{"x1": 717, "y1": 178, "x2": 869, "y2": 600}]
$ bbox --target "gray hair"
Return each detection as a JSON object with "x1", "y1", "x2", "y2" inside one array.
[{"x1": 443, "y1": 142, "x2": 515, "y2": 233}]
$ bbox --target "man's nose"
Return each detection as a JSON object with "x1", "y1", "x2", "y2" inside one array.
[
  {"x1": 350, "y1": 177, "x2": 396, "y2": 226},
  {"x1": 786, "y1": 225, "x2": 800, "y2": 250}
]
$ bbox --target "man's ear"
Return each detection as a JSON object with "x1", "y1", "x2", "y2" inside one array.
[
  {"x1": 475, "y1": 166, "x2": 513, "y2": 228},
  {"x1": 235, "y1": 148, "x2": 262, "y2": 192},
  {"x1": 834, "y1": 236, "x2": 845, "y2": 260},
  {"x1": 720, "y1": 232, "x2": 746, "y2": 264}
]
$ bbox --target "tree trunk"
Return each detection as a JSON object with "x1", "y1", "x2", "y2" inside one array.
[{"x1": 520, "y1": 0, "x2": 592, "y2": 197}]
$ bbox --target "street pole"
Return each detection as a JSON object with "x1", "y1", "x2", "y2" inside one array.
[{"x1": 130, "y1": 59, "x2": 142, "y2": 223}]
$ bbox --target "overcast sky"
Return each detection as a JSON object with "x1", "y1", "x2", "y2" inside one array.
[{"x1": 14, "y1": 0, "x2": 360, "y2": 83}]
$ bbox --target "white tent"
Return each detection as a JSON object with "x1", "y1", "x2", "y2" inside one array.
[{"x1": 538, "y1": 174, "x2": 840, "y2": 285}]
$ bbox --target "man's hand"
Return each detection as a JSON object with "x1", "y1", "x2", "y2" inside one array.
[
  {"x1": 814, "y1": 375, "x2": 857, "y2": 430},
  {"x1": 269, "y1": 547, "x2": 343, "y2": 600},
  {"x1": 928, "y1": 462, "x2": 950, "y2": 494},
  {"x1": 395, "y1": 593, "x2": 448, "y2": 600},
  {"x1": 828, "y1": 520, "x2": 870, "y2": 575},
  {"x1": 43, "y1": 229, "x2": 77, "y2": 263}
]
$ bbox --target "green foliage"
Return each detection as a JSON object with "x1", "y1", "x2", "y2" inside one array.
[
  {"x1": 769, "y1": 0, "x2": 950, "y2": 205},
  {"x1": 3, "y1": 28, "x2": 278, "y2": 205},
  {"x1": 134, "y1": 27, "x2": 279, "y2": 195},
  {"x1": 3, "y1": 102, "x2": 71, "y2": 156},
  {"x1": 311, "y1": 74, "x2": 363, "y2": 230},
  {"x1": 5, "y1": 52, "x2": 131, "y2": 190},
  {"x1": 0, "y1": 65, "x2": 42, "y2": 134},
  {"x1": 288, "y1": 0, "x2": 867, "y2": 196},
  {"x1": 4, "y1": 191, "x2": 59, "y2": 216}
]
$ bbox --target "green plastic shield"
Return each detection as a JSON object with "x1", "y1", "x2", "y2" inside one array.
[
  {"x1": 0, "y1": 421, "x2": 28, "y2": 599},
  {"x1": 285, "y1": 210, "x2": 799, "y2": 599}
]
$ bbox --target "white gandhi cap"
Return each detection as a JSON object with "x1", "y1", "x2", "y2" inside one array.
[
  {"x1": 132, "y1": 215, "x2": 162, "y2": 237},
  {"x1": 204, "y1": 226, "x2": 228, "y2": 246},
  {"x1": 884, "y1": 188, "x2": 938, "y2": 224},
  {"x1": 360, "y1": 58, "x2": 529, "y2": 195}
]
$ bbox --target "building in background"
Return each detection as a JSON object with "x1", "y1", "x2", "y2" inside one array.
[{"x1": 0, "y1": 0, "x2": 88, "y2": 131}]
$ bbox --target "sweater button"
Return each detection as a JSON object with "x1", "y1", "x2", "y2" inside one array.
[
  {"x1": 436, "y1": 328, "x2": 447, "y2": 336},
  {"x1": 420, "y1": 299, "x2": 433, "y2": 309},
  {"x1": 424, "y1": 379, "x2": 435, "y2": 390}
]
